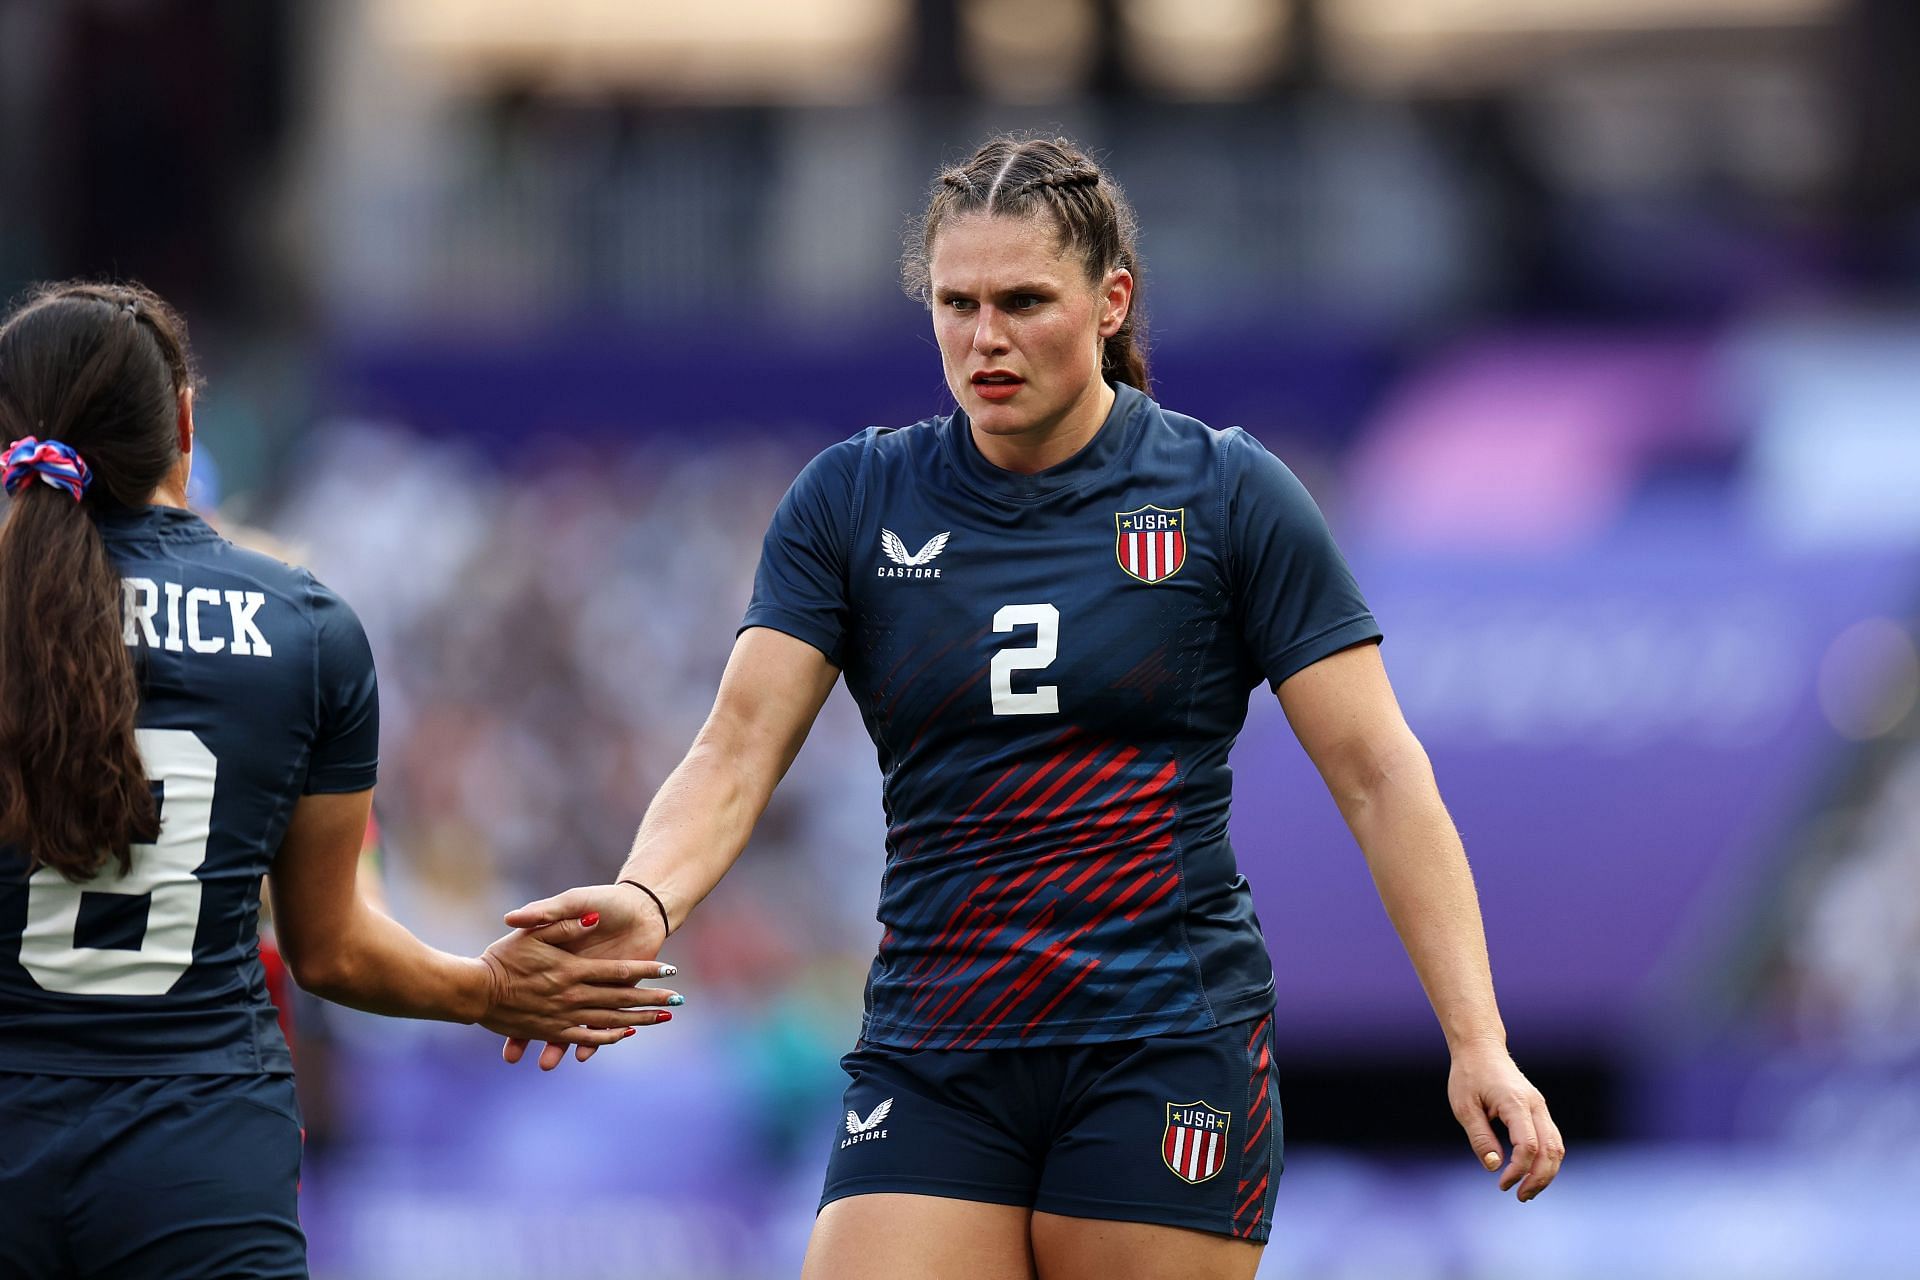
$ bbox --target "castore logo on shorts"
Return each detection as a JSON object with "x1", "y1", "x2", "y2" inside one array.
[{"x1": 841, "y1": 1097, "x2": 893, "y2": 1148}]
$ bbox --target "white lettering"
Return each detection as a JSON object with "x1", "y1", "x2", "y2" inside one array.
[
  {"x1": 225, "y1": 591, "x2": 271, "y2": 657},
  {"x1": 876, "y1": 565, "x2": 943, "y2": 579},
  {"x1": 990, "y1": 604, "x2": 1060, "y2": 716},
  {"x1": 118, "y1": 579, "x2": 272, "y2": 660},
  {"x1": 161, "y1": 581, "x2": 185, "y2": 653},
  {"x1": 185, "y1": 587, "x2": 225, "y2": 654},
  {"x1": 122, "y1": 578, "x2": 160, "y2": 646}
]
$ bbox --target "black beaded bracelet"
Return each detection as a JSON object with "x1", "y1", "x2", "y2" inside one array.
[{"x1": 619, "y1": 878, "x2": 673, "y2": 938}]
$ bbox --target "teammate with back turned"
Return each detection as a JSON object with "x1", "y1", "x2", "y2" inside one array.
[
  {"x1": 508, "y1": 135, "x2": 1563, "y2": 1280},
  {"x1": 0, "y1": 282, "x2": 678, "y2": 1280}
]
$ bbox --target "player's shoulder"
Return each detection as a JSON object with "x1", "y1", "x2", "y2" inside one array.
[
  {"x1": 1136, "y1": 396, "x2": 1277, "y2": 475},
  {"x1": 798, "y1": 415, "x2": 949, "y2": 485},
  {"x1": 196, "y1": 535, "x2": 329, "y2": 612},
  {"x1": 177, "y1": 531, "x2": 367, "y2": 650},
  {"x1": 856, "y1": 413, "x2": 948, "y2": 463}
]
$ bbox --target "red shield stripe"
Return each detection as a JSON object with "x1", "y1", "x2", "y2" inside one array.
[
  {"x1": 1116, "y1": 507, "x2": 1187, "y2": 584},
  {"x1": 1161, "y1": 1100, "x2": 1230, "y2": 1184}
]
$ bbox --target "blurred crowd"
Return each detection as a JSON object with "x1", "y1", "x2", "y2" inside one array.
[
  {"x1": 269, "y1": 424, "x2": 890, "y2": 1004},
  {"x1": 1785, "y1": 729, "x2": 1920, "y2": 1043}
]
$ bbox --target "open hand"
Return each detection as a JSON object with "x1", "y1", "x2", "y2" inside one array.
[{"x1": 1448, "y1": 1040, "x2": 1565, "y2": 1202}]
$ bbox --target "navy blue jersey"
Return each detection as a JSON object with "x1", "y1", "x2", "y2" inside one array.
[
  {"x1": 0, "y1": 506, "x2": 377, "y2": 1076},
  {"x1": 743, "y1": 383, "x2": 1380, "y2": 1050}
]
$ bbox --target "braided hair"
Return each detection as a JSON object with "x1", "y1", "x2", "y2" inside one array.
[{"x1": 908, "y1": 136, "x2": 1149, "y2": 394}]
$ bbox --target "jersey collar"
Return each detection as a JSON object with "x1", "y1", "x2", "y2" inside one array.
[
  {"x1": 945, "y1": 381, "x2": 1150, "y2": 501},
  {"x1": 93, "y1": 504, "x2": 219, "y2": 543}
]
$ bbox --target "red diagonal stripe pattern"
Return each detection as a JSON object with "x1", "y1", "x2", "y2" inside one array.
[
  {"x1": 905, "y1": 770, "x2": 1173, "y2": 1034},
  {"x1": 1232, "y1": 1013, "x2": 1276, "y2": 1238},
  {"x1": 888, "y1": 726, "x2": 1082, "y2": 867},
  {"x1": 927, "y1": 794, "x2": 1180, "y2": 1045},
  {"x1": 895, "y1": 744, "x2": 1144, "y2": 991},
  {"x1": 871, "y1": 741, "x2": 1188, "y2": 1047}
]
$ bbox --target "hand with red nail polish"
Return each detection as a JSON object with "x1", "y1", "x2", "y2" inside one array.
[
  {"x1": 477, "y1": 921, "x2": 679, "y2": 1057},
  {"x1": 500, "y1": 880, "x2": 675, "y2": 1071}
]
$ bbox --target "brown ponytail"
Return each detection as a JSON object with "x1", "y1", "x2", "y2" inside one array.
[
  {"x1": 0, "y1": 282, "x2": 197, "y2": 880},
  {"x1": 907, "y1": 135, "x2": 1151, "y2": 395}
]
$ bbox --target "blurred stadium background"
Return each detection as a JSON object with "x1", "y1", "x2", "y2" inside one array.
[{"x1": 5, "y1": 1, "x2": 1920, "y2": 1277}]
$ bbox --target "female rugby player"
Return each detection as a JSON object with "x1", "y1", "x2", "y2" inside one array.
[
  {"x1": 0, "y1": 282, "x2": 678, "y2": 1280},
  {"x1": 508, "y1": 136, "x2": 1563, "y2": 1280}
]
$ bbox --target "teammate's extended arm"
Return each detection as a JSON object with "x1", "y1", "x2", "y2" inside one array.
[
  {"x1": 500, "y1": 625, "x2": 841, "y2": 1067},
  {"x1": 1276, "y1": 642, "x2": 1566, "y2": 1202},
  {"x1": 269, "y1": 789, "x2": 677, "y2": 1046}
]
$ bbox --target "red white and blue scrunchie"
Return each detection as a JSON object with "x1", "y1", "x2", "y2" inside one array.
[{"x1": 3, "y1": 437, "x2": 93, "y2": 501}]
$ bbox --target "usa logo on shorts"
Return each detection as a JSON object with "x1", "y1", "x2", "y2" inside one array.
[
  {"x1": 1162, "y1": 1100, "x2": 1231, "y2": 1184},
  {"x1": 1115, "y1": 505, "x2": 1186, "y2": 584}
]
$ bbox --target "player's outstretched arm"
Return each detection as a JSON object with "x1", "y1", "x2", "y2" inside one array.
[
  {"x1": 270, "y1": 790, "x2": 679, "y2": 1049},
  {"x1": 502, "y1": 625, "x2": 841, "y2": 1068},
  {"x1": 1277, "y1": 642, "x2": 1566, "y2": 1202}
]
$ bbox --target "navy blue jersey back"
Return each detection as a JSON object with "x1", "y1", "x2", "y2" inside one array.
[
  {"x1": 744, "y1": 384, "x2": 1381, "y2": 1049},
  {"x1": 0, "y1": 506, "x2": 377, "y2": 1075}
]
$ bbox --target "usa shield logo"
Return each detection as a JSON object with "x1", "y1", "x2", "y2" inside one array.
[
  {"x1": 1162, "y1": 1100, "x2": 1231, "y2": 1184},
  {"x1": 1116, "y1": 505, "x2": 1187, "y2": 584}
]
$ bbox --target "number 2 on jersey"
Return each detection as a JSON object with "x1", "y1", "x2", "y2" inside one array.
[
  {"x1": 991, "y1": 603, "x2": 1060, "y2": 716},
  {"x1": 18, "y1": 728, "x2": 215, "y2": 996}
]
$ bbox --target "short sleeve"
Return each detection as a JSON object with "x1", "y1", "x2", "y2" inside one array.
[
  {"x1": 305, "y1": 582, "x2": 379, "y2": 794},
  {"x1": 738, "y1": 436, "x2": 862, "y2": 667},
  {"x1": 1225, "y1": 430, "x2": 1382, "y2": 690}
]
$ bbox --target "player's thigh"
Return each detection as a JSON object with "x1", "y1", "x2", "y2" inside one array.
[
  {"x1": 1031, "y1": 1211, "x2": 1262, "y2": 1280},
  {"x1": 71, "y1": 1074, "x2": 307, "y2": 1280},
  {"x1": 805, "y1": 1192, "x2": 1035, "y2": 1280},
  {"x1": 1037, "y1": 1015, "x2": 1282, "y2": 1247}
]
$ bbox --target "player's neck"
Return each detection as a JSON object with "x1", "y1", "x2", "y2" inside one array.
[
  {"x1": 144, "y1": 456, "x2": 193, "y2": 510},
  {"x1": 970, "y1": 379, "x2": 1116, "y2": 475}
]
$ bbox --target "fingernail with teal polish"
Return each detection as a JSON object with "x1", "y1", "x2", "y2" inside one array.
[{"x1": 666, "y1": 993, "x2": 686, "y2": 1006}]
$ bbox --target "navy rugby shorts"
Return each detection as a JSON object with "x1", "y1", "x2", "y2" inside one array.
[
  {"x1": 820, "y1": 1013, "x2": 1281, "y2": 1242},
  {"x1": 0, "y1": 1072, "x2": 306, "y2": 1279}
]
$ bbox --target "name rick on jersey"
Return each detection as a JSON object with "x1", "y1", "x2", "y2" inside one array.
[{"x1": 121, "y1": 577, "x2": 273, "y2": 658}]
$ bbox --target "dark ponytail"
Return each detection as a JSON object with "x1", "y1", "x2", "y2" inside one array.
[
  {"x1": 0, "y1": 282, "x2": 197, "y2": 880},
  {"x1": 906, "y1": 134, "x2": 1151, "y2": 394}
]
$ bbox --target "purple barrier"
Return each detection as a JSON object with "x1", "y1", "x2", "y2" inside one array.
[
  {"x1": 320, "y1": 320, "x2": 1393, "y2": 445},
  {"x1": 1346, "y1": 334, "x2": 1723, "y2": 551},
  {"x1": 1233, "y1": 531, "x2": 1916, "y2": 1051}
]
